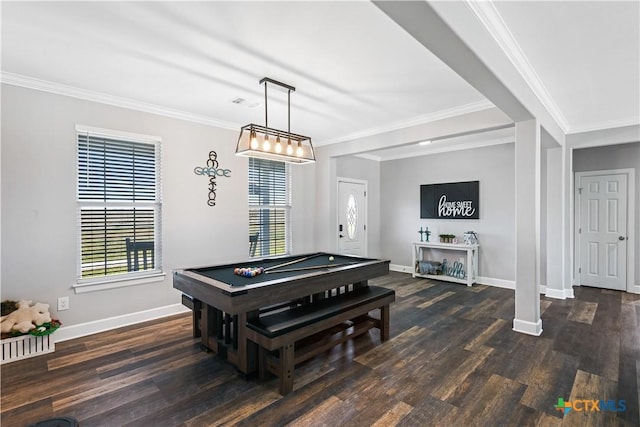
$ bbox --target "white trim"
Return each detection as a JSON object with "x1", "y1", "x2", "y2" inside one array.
[
  {"x1": 389, "y1": 266, "x2": 519, "y2": 291},
  {"x1": 570, "y1": 136, "x2": 640, "y2": 151},
  {"x1": 574, "y1": 168, "x2": 635, "y2": 293},
  {"x1": 1, "y1": 72, "x2": 239, "y2": 130},
  {"x1": 317, "y1": 100, "x2": 495, "y2": 146},
  {"x1": 73, "y1": 273, "x2": 166, "y2": 294},
  {"x1": 54, "y1": 303, "x2": 190, "y2": 342},
  {"x1": 512, "y1": 318, "x2": 543, "y2": 336},
  {"x1": 390, "y1": 264, "x2": 414, "y2": 274},
  {"x1": 568, "y1": 117, "x2": 640, "y2": 136},
  {"x1": 336, "y1": 177, "x2": 368, "y2": 257},
  {"x1": 477, "y1": 276, "x2": 515, "y2": 290},
  {"x1": 545, "y1": 287, "x2": 574, "y2": 300},
  {"x1": 466, "y1": 1, "x2": 570, "y2": 133},
  {"x1": 75, "y1": 124, "x2": 161, "y2": 144}
]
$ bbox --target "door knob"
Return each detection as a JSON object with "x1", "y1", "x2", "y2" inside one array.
[
  {"x1": 618, "y1": 236, "x2": 626, "y2": 241},
  {"x1": 339, "y1": 234, "x2": 344, "y2": 238}
]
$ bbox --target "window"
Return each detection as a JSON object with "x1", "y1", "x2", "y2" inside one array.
[
  {"x1": 248, "y1": 158, "x2": 290, "y2": 257},
  {"x1": 76, "y1": 126, "x2": 161, "y2": 286}
]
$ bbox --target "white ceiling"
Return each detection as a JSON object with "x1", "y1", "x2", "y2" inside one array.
[{"x1": 2, "y1": 1, "x2": 638, "y2": 160}]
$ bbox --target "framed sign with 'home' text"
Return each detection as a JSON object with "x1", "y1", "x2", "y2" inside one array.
[{"x1": 420, "y1": 181, "x2": 479, "y2": 219}]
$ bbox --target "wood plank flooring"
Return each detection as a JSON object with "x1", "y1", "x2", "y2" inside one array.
[{"x1": 2, "y1": 272, "x2": 639, "y2": 426}]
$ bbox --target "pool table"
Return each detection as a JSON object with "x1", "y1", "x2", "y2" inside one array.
[{"x1": 173, "y1": 252, "x2": 390, "y2": 374}]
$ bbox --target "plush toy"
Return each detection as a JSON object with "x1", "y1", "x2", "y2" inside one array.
[{"x1": 0, "y1": 300, "x2": 52, "y2": 334}]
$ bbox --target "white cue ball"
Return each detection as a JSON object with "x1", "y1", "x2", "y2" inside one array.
[{"x1": 329, "y1": 256, "x2": 334, "y2": 261}]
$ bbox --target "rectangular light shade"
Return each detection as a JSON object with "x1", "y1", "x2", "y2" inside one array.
[{"x1": 236, "y1": 124, "x2": 316, "y2": 164}]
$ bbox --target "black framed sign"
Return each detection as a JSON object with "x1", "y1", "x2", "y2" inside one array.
[{"x1": 420, "y1": 181, "x2": 479, "y2": 219}]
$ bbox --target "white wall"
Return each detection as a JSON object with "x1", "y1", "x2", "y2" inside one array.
[
  {"x1": 573, "y1": 142, "x2": 640, "y2": 288},
  {"x1": 0, "y1": 84, "x2": 315, "y2": 332},
  {"x1": 380, "y1": 143, "x2": 516, "y2": 283},
  {"x1": 336, "y1": 156, "x2": 381, "y2": 258}
]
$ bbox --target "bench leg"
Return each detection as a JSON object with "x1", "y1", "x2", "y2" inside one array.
[
  {"x1": 380, "y1": 305, "x2": 390, "y2": 341},
  {"x1": 279, "y1": 343, "x2": 295, "y2": 395},
  {"x1": 257, "y1": 346, "x2": 268, "y2": 381}
]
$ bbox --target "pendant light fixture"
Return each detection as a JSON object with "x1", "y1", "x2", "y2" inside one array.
[{"x1": 236, "y1": 77, "x2": 315, "y2": 164}]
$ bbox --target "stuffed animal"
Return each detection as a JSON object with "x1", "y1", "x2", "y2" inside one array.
[{"x1": 0, "y1": 300, "x2": 52, "y2": 334}]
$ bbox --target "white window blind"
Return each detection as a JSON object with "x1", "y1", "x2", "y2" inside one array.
[
  {"x1": 248, "y1": 158, "x2": 290, "y2": 257},
  {"x1": 77, "y1": 129, "x2": 161, "y2": 281}
]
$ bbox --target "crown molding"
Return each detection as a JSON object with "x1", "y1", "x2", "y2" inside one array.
[
  {"x1": 0, "y1": 72, "x2": 240, "y2": 131},
  {"x1": 465, "y1": 1, "x2": 570, "y2": 134},
  {"x1": 567, "y1": 117, "x2": 640, "y2": 135}
]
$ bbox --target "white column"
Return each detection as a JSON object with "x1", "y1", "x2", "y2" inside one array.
[
  {"x1": 544, "y1": 147, "x2": 567, "y2": 298},
  {"x1": 513, "y1": 119, "x2": 543, "y2": 336}
]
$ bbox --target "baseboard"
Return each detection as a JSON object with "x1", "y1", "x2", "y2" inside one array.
[
  {"x1": 545, "y1": 287, "x2": 575, "y2": 299},
  {"x1": 391, "y1": 265, "x2": 518, "y2": 290},
  {"x1": 513, "y1": 318, "x2": 543, "y2": 336},
  {"x1": 628, "y1": 284, "x2": 640, "y2": 295},
  {"x1": 477, "y1": 276, "x2": 515, "y2": 290},
  {"x1": 389, "y1": 264, "x2": 414, "y2": 274},
  {"x1": 54, "y1": 303, "x2": 190, "y2": 343}
]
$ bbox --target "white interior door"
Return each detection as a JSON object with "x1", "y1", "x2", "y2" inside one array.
[
  {"x1": 337, "y1": 179, "x2": 367, "y2": 256},
  {"x1": 578, "y1": 173, "x2": 628, "y2": 290}
]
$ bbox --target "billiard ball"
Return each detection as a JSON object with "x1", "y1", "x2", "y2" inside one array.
[{"x1": 329, "y1": 256, "x2": 334, "y2": 262}]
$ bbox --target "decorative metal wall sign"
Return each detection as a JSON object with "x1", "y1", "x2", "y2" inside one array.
[
  {"x1": 193, "y1": 151, "x2": 232, "y2": 206},
  {"x1": 420, "y1": 181, "x2": 479, "y2": 219}
]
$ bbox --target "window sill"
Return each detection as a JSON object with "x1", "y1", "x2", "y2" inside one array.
[{"x1": 73, "y1": 272, "x2": 166, "y2": 294}]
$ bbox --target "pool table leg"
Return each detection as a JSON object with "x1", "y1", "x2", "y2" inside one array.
[
  {"x1": 201, "y1": 304, "x2": 212, "y2": 349},
  {"x1": 192, "y1": 299, "x2": 202, "y2": 339},
  {"x1": 236, "y1": 311, "x2": 258, "y2": 375}
]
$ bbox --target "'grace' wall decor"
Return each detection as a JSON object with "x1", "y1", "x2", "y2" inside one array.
[
  {"x1": 193, "y1": 151, "x2": 232, "y2": 206},
  {"x1": 420, "y1": 181, "x2": 479, "y2": 219}
]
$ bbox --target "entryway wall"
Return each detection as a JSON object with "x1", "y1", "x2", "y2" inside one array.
[{"x1": 573, "y1": 142, "x2": 640, "y2": 291}]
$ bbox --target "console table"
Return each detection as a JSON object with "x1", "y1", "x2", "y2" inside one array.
[{"x1": 412, "y1": 242, "x2": 479, "y2": 286}]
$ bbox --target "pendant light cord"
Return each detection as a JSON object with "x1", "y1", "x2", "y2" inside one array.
[{"x1": 264, "y1": 81, "x2": 268, "y2": 130}]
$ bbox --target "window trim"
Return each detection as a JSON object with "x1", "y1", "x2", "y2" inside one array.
[{"x1": 74, "y1": 125, "x2": 163, "y2": 292}]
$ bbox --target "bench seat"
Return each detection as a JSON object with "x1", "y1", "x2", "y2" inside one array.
[{"x1": 245, "y1": 285, "x2": 395, "y2": 395}]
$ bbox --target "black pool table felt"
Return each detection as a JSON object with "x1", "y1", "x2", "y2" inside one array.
[{"x1": 190, "y1": 253, "x2": 373, "y2": 286}]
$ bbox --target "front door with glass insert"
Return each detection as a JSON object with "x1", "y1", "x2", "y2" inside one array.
[{"x1": 337, "y1": 179, "x2": 367, "y2": 256}]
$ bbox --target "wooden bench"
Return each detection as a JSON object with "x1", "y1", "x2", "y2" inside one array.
[{"x1": 245, "y1": 285, "x2": 395, "y2": 395}]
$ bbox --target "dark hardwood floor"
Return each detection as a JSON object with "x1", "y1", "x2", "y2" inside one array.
[{"x1": 2, "y1": 272, "x2": 639, "y2": 426}]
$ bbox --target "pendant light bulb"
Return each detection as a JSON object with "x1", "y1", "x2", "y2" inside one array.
[
  {"x1": 250, "y1": 130, "x2": 258, "y2": 150},
  {"x1": 263, "y1": 134, "x2": 270, "y2": 151},
  {"x1": 296, "y1": 141, "x2": 303, "y2": 157},
  {"x1": 286, "y1": 139, "x2": 293, "y2": 155},
  {"x1": 275, "y1": 136, "x2": 282, "y2": 153}
]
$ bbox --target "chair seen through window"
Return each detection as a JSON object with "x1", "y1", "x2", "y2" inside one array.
[
  {"x1": 249, "y1": 232, "x2": 259, "y2": 257},
  {"x1": 126, "y1": 238, "x2": 155, "y2": 272}
]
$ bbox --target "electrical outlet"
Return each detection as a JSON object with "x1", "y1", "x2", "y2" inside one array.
[{"x1": 58, "y1": 296, "x2": 70, "y2": 311}]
